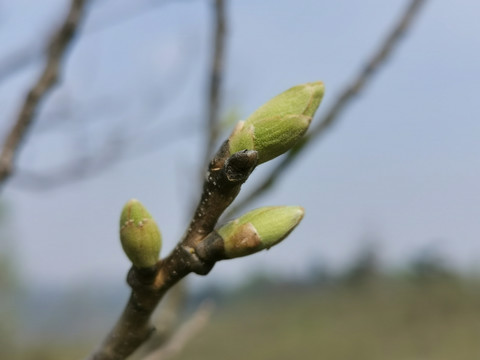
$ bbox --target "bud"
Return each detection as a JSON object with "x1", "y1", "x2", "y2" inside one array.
[
  {"x1": 229, "y1": 82, "x2": 324, "y2": 163},
  {"x1": 120, "y1": 199, "x2": 162, "y2": 268},
  {"x1": 217, "y1": 206, "x2": 304, "y2": 258}
]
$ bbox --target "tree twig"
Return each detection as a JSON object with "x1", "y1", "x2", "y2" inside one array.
[
  {"x1": 203, "y1": 0, "x2": 227, "y2": 168},
  {"x1": 226, "y1": 0, "x2": 428, "y2": 217},
  {"x1": 0, "y1": 0, "x2": 88, "y2": 190}
]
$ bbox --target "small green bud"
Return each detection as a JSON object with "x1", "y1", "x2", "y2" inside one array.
[
  {"x1": 119, "y1": 199, "x2": 162, "y2": 268},
  {"x1": 229, "y1": 82, "x2": 324, "y2": 163},
  {"x1": 217, "y1": 206, "x2": 304, "y2": 258}
]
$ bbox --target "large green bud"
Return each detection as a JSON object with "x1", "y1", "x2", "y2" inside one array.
[
  {"x1": 229, "y1": 82, "x2": 324, "y2": 164},
  {"x1": 217, "y1": 206, "x2": 304, "y2": 258},
  {"x1": 120, "y1": 199, "x2": 162, "y2": 268}
]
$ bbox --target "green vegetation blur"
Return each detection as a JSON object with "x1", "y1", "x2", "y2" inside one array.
[
  {"x1": 2, "y1": 245, "x2": 480, "y2": 360},
  {"x1": 182, "y1": 276, "x2": 480, "y2": 360}
]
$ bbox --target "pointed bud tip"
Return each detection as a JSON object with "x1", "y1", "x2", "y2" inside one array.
[
  {"x1": 303, "y1": 81, "x2": 325, "y2": 117},
  {"x1": 282, "y1": 205, "x2": 305, "y2": 225},
  {"x1": 304, "y1": 81, "x2": 325, "y2": 92}
]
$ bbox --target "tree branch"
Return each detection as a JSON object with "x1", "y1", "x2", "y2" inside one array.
[
  {"x1": 0, "y1": 0, "x2": 88, "y2": 190},
  {"x1": 88, "y1": 143, "x2": 258, "y2": 360},
  {"x1": 203, "y1": 0, "x2": 227, "y2": 168},
  {"x1": 226, "y1": 0, "x2": 429, "y2": 217},
  {"x1": 129, "y1": 283, "x2": 188, "y2": 359}
]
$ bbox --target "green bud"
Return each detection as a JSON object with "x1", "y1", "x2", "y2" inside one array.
[
  {"x1": 217, "y1": 206, "x2": 304, "y2": 258},
  {"x1": 229, "y1": 81, "x2": 324, "y2": 163},
  {"x1": 119, "y1": 199, "x2": 162, "y2": 268}
]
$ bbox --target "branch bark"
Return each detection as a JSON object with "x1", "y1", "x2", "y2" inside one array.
[
  {"x1": 226, "y1": 0, "x2": 429, "y2": 217},
  {"x1": 0, "y1": 0, "x2": 88, "y2": 190}
]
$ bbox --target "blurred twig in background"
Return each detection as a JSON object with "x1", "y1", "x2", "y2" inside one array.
[
  {"x1": 203, "y1": 0, "x2": 227, "y2": 168},
  {"x1": 0, "y1": 0, "x2": 192, "y2": 84},
  {"x1": 11, "y1": 118, "x2": 198, "y2": 191},
  {"x1": 0, "y1": 0, "x2": 88, "y2": 190}
]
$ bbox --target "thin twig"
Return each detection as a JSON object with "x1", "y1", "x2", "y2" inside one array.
[
  {"x1": 226, "y1": 0, "x2": 428, "y2": 217},
  {"x1": 142, "y1": 301, "x2": 214, "y2": 360},
  {"x1": 0, "y1": 0, "x2": 88, "y2": 190},
  {"x1": 203, "y1": 0, "x2": 227, "y2": 168}
]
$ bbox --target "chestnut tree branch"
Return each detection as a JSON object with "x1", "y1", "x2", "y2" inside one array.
[
  {"x1": 226, "y1": 0, "x2": 428, "y2": 217},
  {"x1": 0, "y1": 0, "x2": 88, "y2": 190}
]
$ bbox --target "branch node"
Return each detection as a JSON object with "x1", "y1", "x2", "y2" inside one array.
[
  {"x1": 180, "y1": 245, "x2": 215, "y2": 276},
  {"x1": 224, "y1": 150, "x2": 258, "y2": 182}
]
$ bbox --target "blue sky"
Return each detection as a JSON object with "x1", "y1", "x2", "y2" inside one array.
[{"x1": 1, "y1": 0, "x2": 479, "y2": 288}]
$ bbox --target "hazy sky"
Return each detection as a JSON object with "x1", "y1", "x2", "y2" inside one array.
[{"x1": 1, "y1": 0, "x2": 479, "y2": 289}]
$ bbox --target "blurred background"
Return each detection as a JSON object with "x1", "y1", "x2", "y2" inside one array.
[{"x1": 1, "y1": 0, "x2": 480, "y2": 359}]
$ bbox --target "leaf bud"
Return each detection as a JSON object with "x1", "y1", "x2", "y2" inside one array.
[
  {"x1": 229, "y1": 81, "x2": 324, "y2": 163},
  {"x1": 217, "y1": 206, "x2": 304, "y2": 258},
  {"x1": 119, "y1": 199, "x2": 162, "y2": 268}
]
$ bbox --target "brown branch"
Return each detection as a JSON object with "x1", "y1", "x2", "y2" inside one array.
[
  {"x1": 88, "y1": 143, "x2": 257, "y2": 360},
  {"x1": 87, "y1": 1, "x2": 428, "y2": 358},
  {"x1": 0, "y1": 0, "x2": 88, "y2": 190},
  {"x1": 142, "y1": 301, "x2": 214, "y2": 360},
  {"x1": 226, "y1": 0, "x2": 429, "y2": 217},
  {"x1": 203, "y1": 0, "x2": 227, "y2": 168}
]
